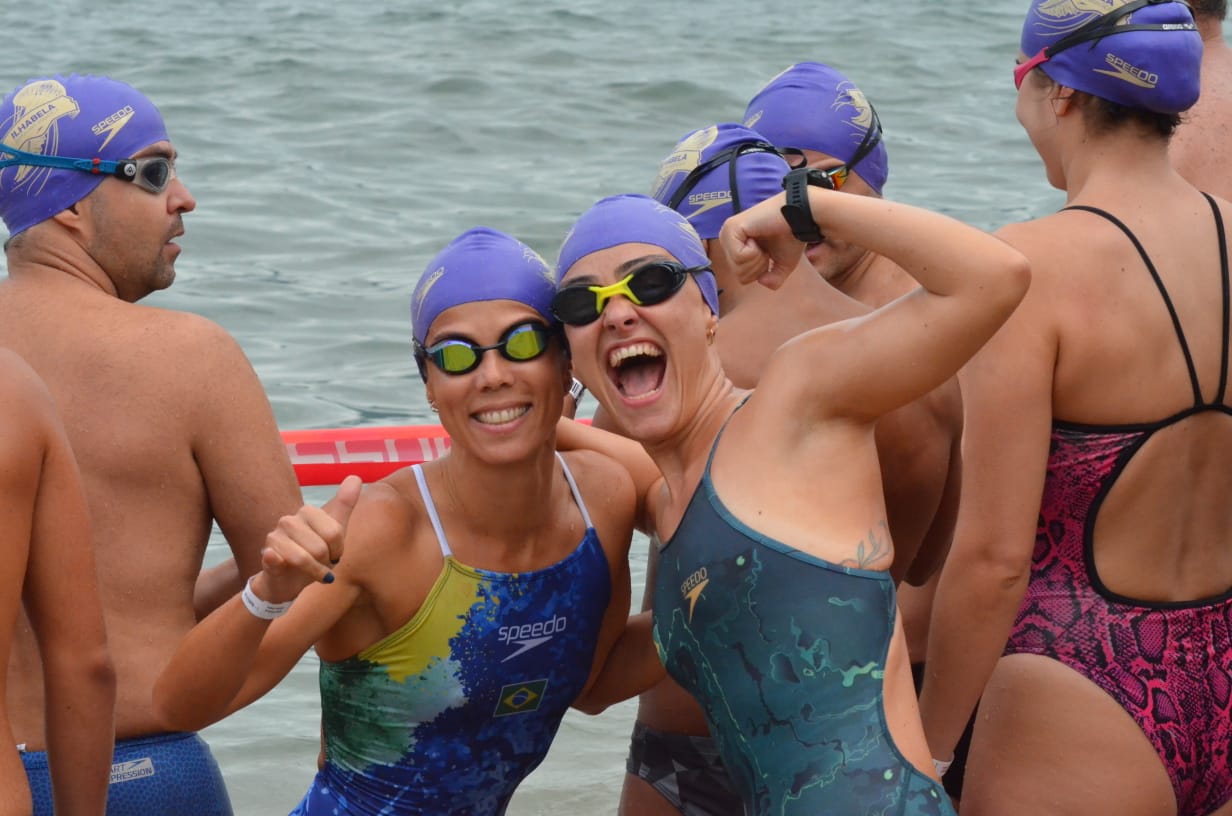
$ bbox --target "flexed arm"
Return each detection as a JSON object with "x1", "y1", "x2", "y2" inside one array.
[{"x1": 719, "y1": 185, "x2": 1031, "y2": 425}]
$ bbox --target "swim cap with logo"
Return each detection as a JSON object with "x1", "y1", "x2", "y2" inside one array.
[
  {"x1": 411, "y1": 226, "x2": 557, "y2": 346},
  {"x1": 649, "y1": 123, "x2": 790, "y2": 241},
  {"x1": 0, "y1": 74, "x2": 170, "y2": 237},
  {"x1": 555, "y1": 194, "x2": 719, "y2": 316},
  {"x1": 743, "y1": 62, "x2": 888, "y2": 195},
  {"x1": 1019, "y1": 0, "x2": 1201, "y2": 114}
]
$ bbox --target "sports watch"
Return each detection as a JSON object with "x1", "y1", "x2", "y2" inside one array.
[{"x1": 779, "y1": 167, "x2": 835, "y2": 244}]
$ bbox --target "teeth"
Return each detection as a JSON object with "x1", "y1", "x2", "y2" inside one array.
[
  {"x1": 475, "y1": 406, "x2": 529, "y2": 425},
  {"x1": 608, "y1": 342, "x2": 663, "y2": 369}
]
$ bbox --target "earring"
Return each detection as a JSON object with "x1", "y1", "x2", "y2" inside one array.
[
  {"x1": 706, "y1": 327, "x2": 715, "y2": 345},
  {"x1": 429, "y1": 400, "x2": 439, "y2": 413}
]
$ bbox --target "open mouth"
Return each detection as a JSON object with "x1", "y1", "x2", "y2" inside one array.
[
  {"x1": 607, "y1": 342, "x2": 666, "y2": 401},
  {"x1": 473, "y1": 405, "x2": 530, "y2": 425}
]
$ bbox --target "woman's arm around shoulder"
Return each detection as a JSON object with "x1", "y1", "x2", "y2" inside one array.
[{"x1": 556, "y1": 417, "x2": 664, "y2": 534}]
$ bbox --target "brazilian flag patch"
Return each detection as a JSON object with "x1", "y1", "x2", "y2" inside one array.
[{"x1": 493, "y1": 678, "x2": 548, "y2": 717}]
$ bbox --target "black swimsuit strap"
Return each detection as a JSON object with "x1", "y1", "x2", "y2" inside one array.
[
  {"x1": 1063, "y1": 204, "x2": 1204, "y2": 407},
  {"x1": 1202, "y1": 192, "x2": 1231, "y2": 405}
]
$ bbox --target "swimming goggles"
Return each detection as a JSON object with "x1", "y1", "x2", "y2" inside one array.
[
  {"x1": 1013, "y1": 0, "x2": 1189, "y2": 89},
  {"x1": 0, "y1": 143, "x2": 176, "y2": 194},
  {"x1": 415, "y1": 321, "x2": 555, "y2": 376},
  {"x1": 551, "y1": 260, "x2": 709, "y2": 326},
  {"x1": 666, "y1": 140, "x2": 784, "y2": 214},
  {"x1": 783, "y1": 103, "x2": 883, "y2": 192}
]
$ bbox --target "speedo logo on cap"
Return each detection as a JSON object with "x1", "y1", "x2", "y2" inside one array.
[
  {"x1": 1096, "y1": 53, "x2": 1159, "y2": 89},
  {"x1": 498, "y1": 613, "x2": 568, "y2": 662},
  {"x1": 92, "y1": 105, "x2": 135, "y2": 151}
]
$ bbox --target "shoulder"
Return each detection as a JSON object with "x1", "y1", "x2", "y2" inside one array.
[
  {"x1": 135, "y1": 307, "x2": 249, "y2": 362},
  {"x1": 331, "y1": 475, "x2": 426, "y2": 576},
  {"x1": 560, "y1": 449, "x2": 637, "y2": 554},
  {"x1": 560, "y1": 448, "x2": 637, "y2": 514}
]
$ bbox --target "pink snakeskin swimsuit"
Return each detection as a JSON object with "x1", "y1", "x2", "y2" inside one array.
[{"x1": 1005, "y1": 195, "x2": 1232, "y2": 816}]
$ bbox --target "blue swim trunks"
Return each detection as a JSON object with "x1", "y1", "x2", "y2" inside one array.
[{"x1": 22, "y1": 731, "x2": 232, "y2": 815}]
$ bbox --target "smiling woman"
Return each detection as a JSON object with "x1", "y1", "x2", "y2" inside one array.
[
  {"x1": 554, "y1": 192, "x2": 1028, "y2": 816},
  {"x1": 151, "y1": 227, "x2": 662, "y2": 815}
]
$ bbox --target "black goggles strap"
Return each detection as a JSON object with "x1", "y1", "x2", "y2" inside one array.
[
  {"x1": 665, "y1": 141, "x2": 783, "y2": 214},
  {"x1": 1044, "y1": 0, "x2": 1186, "y2": 62},
  {"x1": 846, "y1": 103, "x2": 883, "y2": 174}
]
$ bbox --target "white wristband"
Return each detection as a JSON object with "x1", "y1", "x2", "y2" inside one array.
[
  {"x1": 241, "y1": 576, "x2": 293, "y2": 620},
  {"x1": 933, "y1": 757, "x2": 953, "y2": 778}
]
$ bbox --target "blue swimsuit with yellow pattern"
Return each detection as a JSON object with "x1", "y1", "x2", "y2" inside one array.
[{"x1": 291, "y1": 454, "x2": 611, "y2": 815}]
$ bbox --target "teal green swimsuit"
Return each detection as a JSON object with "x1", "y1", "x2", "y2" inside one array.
[{"x1": 652, "y1": 413, "x2": 954, "y2": 816}]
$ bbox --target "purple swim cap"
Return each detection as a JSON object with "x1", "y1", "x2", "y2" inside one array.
[
  {"x1": 1019, "y1": 0, "x2": 1200, "y2": 114},
  {"x1": 0, "y1": 74, "x2": 170, "y2": 237},
  {"x1": 649, "y1": 123, "x2": 790, "y2": 241},
  {"x1": 555, "y1": 194, "x2": 719, "y2": 316},
  {"x1": 743, "y1": 62, "x2": 888, "y2": 195},
  {"x1": 411, "y1": 227, "x2": 557, "y2": 345}
]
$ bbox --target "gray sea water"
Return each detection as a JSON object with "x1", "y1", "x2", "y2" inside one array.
[{"x1": 0, "y1": 0, "x2": 1181, "y2": 812}]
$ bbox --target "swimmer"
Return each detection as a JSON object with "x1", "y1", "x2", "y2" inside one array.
[
  {"x1": 154, "y1": 227, "x2": 660, "y2": 814},
  {"x1": 616, "y1": 122, "x2": 964, "y2": 816},
  {"x1": 0, "y1": 73, "x2": 301, "y2": 814},
  {"x1": 918, "y1": 3, "x2": 1232, "y2": 813},
  {"x1": 554, "y1": 190, "x2": 1027, "y2": 814},
  {"x1": 0, "y1": 351, "x2": 113, "y2": 816}
]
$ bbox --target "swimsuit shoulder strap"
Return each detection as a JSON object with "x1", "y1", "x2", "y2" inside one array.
[
  {"x1": 702, "y1": 394, "x2": 753, "y2": 480},
  {"x1": 555, "y1": 451, "x2": 593, "y2": 529},
  {"x1": 1202, "y1": 192, "x2": 1231, "y2": 406},
  {"x1": 1063, "y1": 204, "x2": 1203, "y2": 406},
  {"x1": 411, "y1": 464, "x2": 452, "y2": 558}
]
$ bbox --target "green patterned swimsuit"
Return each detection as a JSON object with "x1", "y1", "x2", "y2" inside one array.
[{"x1": 652, "y1": 415, "x2": 954, "y2": 816}]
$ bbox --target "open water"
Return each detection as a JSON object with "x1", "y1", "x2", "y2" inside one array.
[{"x1": 1, "y1": 0, "x2": 1207, "y2": 812}]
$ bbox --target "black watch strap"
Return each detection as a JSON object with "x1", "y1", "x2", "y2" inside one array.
[{"x1": 779, "y1": 167, "x2": 832, "y2": 244}]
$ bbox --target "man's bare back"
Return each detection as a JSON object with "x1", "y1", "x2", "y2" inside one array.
[{"x1": 0, "y1": 73, "x2": 301, "y2": 811}]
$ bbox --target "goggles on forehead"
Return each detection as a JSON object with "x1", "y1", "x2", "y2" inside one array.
[
  {"x1": 666, "y1": 140, "x2": 784, "y2": 214},
  {"x1": 1013, "y1": 0, "x2": 1190, "y2": 89},
  {"x1": 414, "y1": 321, "x2": 555, "y2": 378},
  {"x1": 0, "y1": 142, "x2": 176, "y2": 194},
  {"x1": 551, "y1": 260, "x2": 709, "y2": 326},
  {"x1": 782, "y1": 102, "x2": 883, "y2": 192}
]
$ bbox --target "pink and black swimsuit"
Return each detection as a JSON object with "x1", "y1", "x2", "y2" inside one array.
[{"x1": 1005, "y1": 194, "x2": 1232, "y2": 816}]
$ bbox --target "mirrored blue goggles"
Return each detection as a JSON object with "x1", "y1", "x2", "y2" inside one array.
[
  {"x1": 416, "y1": 321, "x2": 555, "y2": 376},
  {"x1": 0, "y1": 143, "x2": 176, "y2": 194}
]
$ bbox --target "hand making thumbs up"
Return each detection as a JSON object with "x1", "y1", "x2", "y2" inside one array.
[{"x1": 249, "y1": 475, "x2": 363, "y2": 606}]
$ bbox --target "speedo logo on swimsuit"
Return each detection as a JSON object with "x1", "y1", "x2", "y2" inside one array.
[
  {"x1": 91, "y1": 105, "x2": 135, "y2": 151},
  {"x1": 110, "y1": 757, "x2": 154, "y2": 784},
  {"x1": 680, "y1": 566, "x2": 708, "y2": 623},
  {"x1": 1095, "y1": 53, "x2": 1159, "y2": 89},
  {"x1": 498, "y1": 614, "x2": 568, "y2": 662}
]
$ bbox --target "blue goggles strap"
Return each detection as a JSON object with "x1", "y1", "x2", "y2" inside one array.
[{"x1": 0, "y1": 142, "x2": 128, "y2": 178}]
